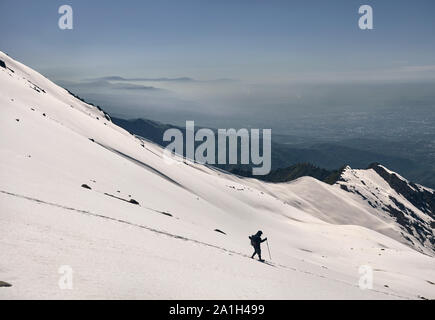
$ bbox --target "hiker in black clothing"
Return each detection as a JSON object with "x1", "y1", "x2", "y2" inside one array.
[{"x1": 249, "y1": 230, "x2": 267, "y2": 261}]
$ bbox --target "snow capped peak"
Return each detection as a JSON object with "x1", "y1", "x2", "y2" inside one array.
[{"x1": 336, "y1": 163, "x2": 434, "y2": 255}]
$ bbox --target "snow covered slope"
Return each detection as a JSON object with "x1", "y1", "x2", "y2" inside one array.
[
  {"x1": 336, "y1": 165, "x2": 434, "y2": 255},
  {"x1": 0, "y1": 51, "x2": 434, "y2": 300}
]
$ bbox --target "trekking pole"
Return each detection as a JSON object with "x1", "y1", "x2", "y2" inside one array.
[{"x1": 266, "y1": 240, "x2": 272, "y2": 260}]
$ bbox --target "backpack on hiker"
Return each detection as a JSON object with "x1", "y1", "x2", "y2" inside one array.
[{"x1": 249, "y1": 235, "x2": 256, "y2": 247}]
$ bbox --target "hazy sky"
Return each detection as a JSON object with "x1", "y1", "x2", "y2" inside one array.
[
  {"x1": 1, "y1": 0, "x2": 434, "y2": 79},
  {"x1": 1, "y1": 0, "x2": 435, "y2": 132}
]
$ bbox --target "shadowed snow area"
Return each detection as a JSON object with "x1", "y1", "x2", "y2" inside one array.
[{"x1": 0, "y1": 51, "x2": 434, "y2": 299}]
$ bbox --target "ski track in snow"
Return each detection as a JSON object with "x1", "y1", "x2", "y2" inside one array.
[
  {"x1": 0, "y1": 189, "x2": 411, "y2": 300},
  {"x1": 95, "y1": 142, "x2": 190, "y2": 192}
]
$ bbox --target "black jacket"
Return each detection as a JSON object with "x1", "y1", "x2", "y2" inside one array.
[{"x1": 249, "y1": 233, "x2": 266, "y2": 247}]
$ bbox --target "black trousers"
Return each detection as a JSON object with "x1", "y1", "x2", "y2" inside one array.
[{"x1": 251, "y1": 246, "x2": 261, "y2": 259}]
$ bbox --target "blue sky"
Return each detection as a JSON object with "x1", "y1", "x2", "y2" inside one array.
[{"x1": 1, "y1": 0, "x2": 434, "y2": 80}]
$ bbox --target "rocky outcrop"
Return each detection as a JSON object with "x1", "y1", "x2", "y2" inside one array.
[{"x1": 368, "y1": 163, "x2": 435, "y2": 219}]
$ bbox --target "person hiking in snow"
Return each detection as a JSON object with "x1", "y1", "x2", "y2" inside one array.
[{"x1": 249, "y1": 230, "x2": 267, "y2": 261}]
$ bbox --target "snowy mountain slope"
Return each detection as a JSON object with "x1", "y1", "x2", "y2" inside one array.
[
  {"x1": 231, "y1": 172, "x2": 434, "y2": 257},
  {"x1": 335, "y1": 165, "x2": 434, "y2": 255},
  {"x1": 0, "y1": 51, "x2": 434, "y2": 299}
]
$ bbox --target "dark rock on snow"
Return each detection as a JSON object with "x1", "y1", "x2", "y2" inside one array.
[
  {"x1": 0, "y1": 281, "x2": 12, "y2": 287},
  {"x1": 129, "y1": 199, "x2": 140, "y2": 205}
]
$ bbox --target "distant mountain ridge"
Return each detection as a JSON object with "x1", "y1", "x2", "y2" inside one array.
[
  {"x1": 111, "y1": 117, "x2": 435, "y2": 189},
  {"x1": 111, "y1": 117, "x2": 344, "y2": 182},
  {"x1": 227, "y1": 163, "x2": 344, "y2": 184}
]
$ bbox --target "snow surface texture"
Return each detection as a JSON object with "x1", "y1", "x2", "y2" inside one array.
[{"x1": 0, "y1": 52, "x2": 434, "y2": 300}]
